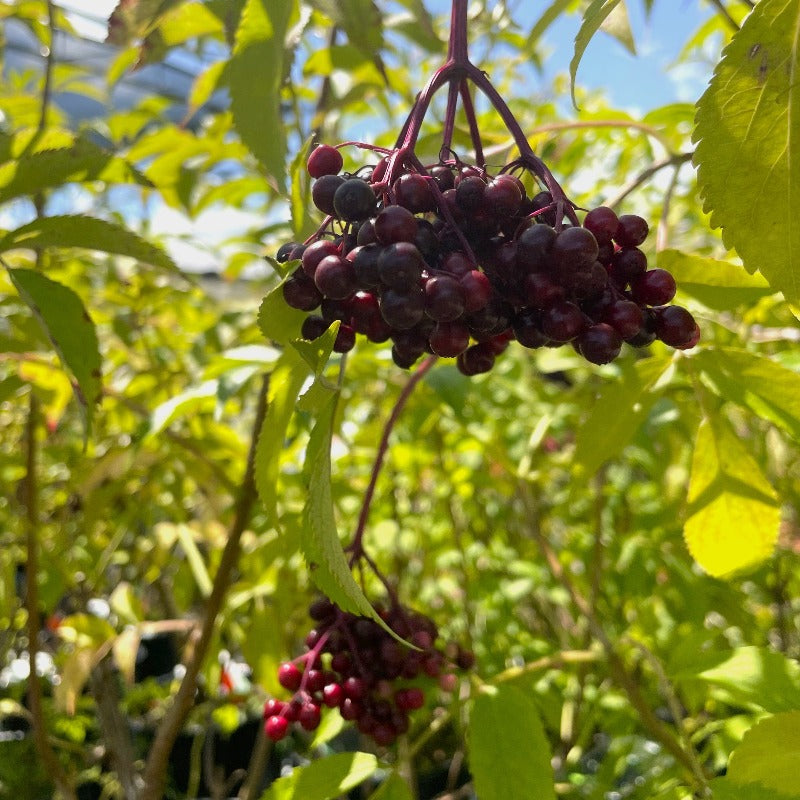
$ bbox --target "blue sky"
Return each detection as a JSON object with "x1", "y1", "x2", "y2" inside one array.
[{"x1": 427, "y1": 0, "x2": 719, "y2": 111}]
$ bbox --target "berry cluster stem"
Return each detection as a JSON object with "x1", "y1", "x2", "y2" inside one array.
[{"x1": 348, "y1": 355, "x2": 437, "y2": 561}]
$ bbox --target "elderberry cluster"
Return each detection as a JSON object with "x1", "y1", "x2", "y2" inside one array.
[
  {"x1": 263, "y1": 597, "x2": 473, "y2": 747},
  {"x1": 275, "y1": 143, "x2": 699, "y2": 375}
]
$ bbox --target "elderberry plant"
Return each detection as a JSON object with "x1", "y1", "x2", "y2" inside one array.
[{"x1": 276, "y1": 0, "x2": 700, "y2": 376}]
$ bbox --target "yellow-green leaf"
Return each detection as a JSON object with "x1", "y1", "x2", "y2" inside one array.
[
  {"x1": 693, "y1": 0, "x2": 800, "y2": 304},
  {"x1": 570, "y1": 0, "x2": 624, "y2": 108},
  {"x1": 657, "y1": 249, "x2": 772, "y2": 309},
  {"x1": 260, "y1": 751, "x2": 378, "y2": 800},
  {"x1": 228, "y1": 0, "x2": 297, "y2": 188},
  {"x1": 684, "y1": 416, "x2": 780, "y2": 577},
  {"x1": 8, "y1": 268, "x2": 101, "y2": 437},
  {"x1": 469, "y1": 685, "x2": 556, "y2": 800},
  {"x1": 727, "y1": 712, "x2": 800, "y2": 795}
]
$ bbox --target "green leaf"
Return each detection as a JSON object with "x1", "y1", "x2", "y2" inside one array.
[
  {"x1": 0, "y1": 215, "x2": 177, "y2": 272},
  {"x1": 148, "y1": 380, "x2": 218, "y2": 434},
  {"x1": 8, "y1": 268, "x2": 101, "y2": 437},
  {"x1": 694, "y1": 348, "x2": 800, "y2": 440},
  {"x1": 711, "y1": 778, "x2": 796, "y2": 800},
  {"x1": 302, "y1": 396, "x2": 394, "y2": 630},
  {"x1": 290, "y1": 321, "x2": 339, "y2": 376},
  {"x1": 0, "y1": 139, "x2": 151, "y2": 204},
  {"x1": 693, "y1": 0, "x2": 800, "y2": 305},
  {"x1": 672, "y1": 647, "x2": 800, "y2": 713},
  {"x1": 527, "y1": 0, "x2": 574, "y2": 50},
  {"x1": 257, "y1": 279, "x2": 307, "y2": 345},
  {"x1": 106, "y1": 0, "x2": 189, "y2": 44},
  {"x1": 254, "y1": 349, "x2": 308, "y2": 523},
  {"x1": 573, "y1": 356, "x2": 674, "y2": 477},
  {"x1": 599, "y1": 0, "x2": 636, "y2": 55},
  {"x1": 187, "y1": 59, "x2": 227, "y2": 115},
  {"x1": 657, "y1": 249, "x2": 772, "y2": 310},
  {"x1": 570, "y1": 0, "x2": 624, "y2": 108},
  {"x1": 259, "y1": 751, "x2": 378, "y2": 800},
  {"x1": 308, "y1": 0, "x2": 385, "y2": 78},
  {"x1": 469, "y1": 685, "x2": 556, "y2": 800},
  {"x1": 684, "y1": 415, "x2": 780, "y2": 578},
  {"x1": 727, "y1": 712, "x2": 800, "y2": 795},
  {"x1": 173, "y1": 524, "x2": 213, "y2": 598},
  {"x1": 228, "y1": 0, "x2": 296, "y2": 188},
  {"x1": 367, "y1": 773, "x2": 413, "y2": 800}
]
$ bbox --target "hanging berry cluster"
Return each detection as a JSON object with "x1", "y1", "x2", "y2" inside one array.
[
  {"x1": 264, "y1": 598, "x2": 473, "y2": 746},
  {"x1": 275, "y1": 1, "x2": 699, "y2": 375}
]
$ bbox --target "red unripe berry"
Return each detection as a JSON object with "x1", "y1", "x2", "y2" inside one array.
[
  {"x1": 322, "y1": 683, "x2": 343, "y2": 708},
  {"x1": 343, "y1": 677, "x2": 365, "y2": 700},
  {"x1": 305, "y1": 669, "x2": 326, "y2": 693},
  {"x1": 460, "y1": 270, "x2": 492, "y2": 312},
  {"x1": 263, "y1": 698, "x2": 286, "y2": 719},
  {"x1": 265, "y1": 715, "x2": 289, "y2": 741},
  {"x1": 307, "y1": 144, "x2": 343, "y2": 178},
  {"x1": 298, "y1": 702, "x2": 322, "y2": 731},
  {"x1": 372, "y1": 724, "x2": 396, "y2": 747},
  {"x1": 630, "y1": 268, "x2": 677, "y2": 306},
  {"x1": 395, "y1": 687, "x2": 425, "y2": 711},
  {"x1": 278, "y1": 662, "x2": 302, "y2": 691}
]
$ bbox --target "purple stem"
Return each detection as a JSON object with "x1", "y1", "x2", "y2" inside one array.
[
  {"x1": 458, "y1": 79, "x2": 485, "y2": 168},
  {"x1": 347, "y1": 356, "x2": 438, "y2": 559},
  {"x1": 441, "y1": 80, "x2": 460, "y2": 154}
]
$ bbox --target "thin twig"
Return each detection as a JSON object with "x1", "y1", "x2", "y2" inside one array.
[
  {"x1": 140, "y1": 374, "x2": 271, "y2": 800},
  {"x1": 605, "y1": 151, "x2": 693, "y2": 210},
  {"x1": 237, "y1": 725, "x2": 271, "y2": 800},
  {"x1": 348, "y1": 356, "x2": 437, "y2": 558},
  {"x1": 656, "y1": 163, "x2": 682, "y2": 252},
  {"x1": 24, "y1": 395, "x2": 77, "y2": 799},
  {"x1": 708, "y1": 0, "x2": 741, "y2": 31}
]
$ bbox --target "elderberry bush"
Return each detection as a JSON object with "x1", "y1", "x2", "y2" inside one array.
[
  {"x1": 276, "y1": 146, "x2": 700, "y2": 375},
  {"x1": 263, "y1": 598, "x2": 473, "y2": 747}
]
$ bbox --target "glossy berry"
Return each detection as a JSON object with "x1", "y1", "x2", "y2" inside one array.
[
  {"x1": 394, "y1": 173, "x2": 436, "y2": 213},
  {"x1": 551, "y1": 227, "x2": 599, "y2": 272},
  {"x1": 282, "y1": 274, "x2": 322, "y2": 311},
  {"x1": 630, "y1": 269, "x2": 677, "y2": 306},
  {"x1": 314, "y1": 255, "x2": 356, "y2": 299},
  {"x1": 307, "y1": 144, "x2": 343, "y2": 178},
  {"x1": 429, "y1": 321, "x2": 470, "y2": 357},
  {"x1": 540, "y1": 301, "x2": 584, "y2": 342},
  {"x1": 583, "y1": 206, "x2": 619, "y2": 244},
  {"x1": 425, "y1": 275, "x2": 466, "y2": 321},
  {"x1": 615, "y1": 214, "x2": 649, "y2": 247},
  {"x1": 333, "y1": 178, "x2": 377, "y2": 221},
  {"x1": 312, "y1": 174, "x2": 345, "y2": 216},
  {"x1": 577, "y1": 323, "x2": 622, "y2": 365},
  {"x1": 655, "y1": 306, "x2": 698, "y2": 347},
  {"x1": 302, "y1": 239, "x2": 340, "y2": 278},
  {"x1": 298, "y1": 703, "x2": 322, "y2": 731},
  {"x1": 457, "y1": 343, "x2": 495, "y2": 375},
  {"x1": 374, "y1": 205, "x2": 418, "y2": 244},
  {"x1": 265, "y1": 715, "x2": 289, "y2": 742},
  {"x1": 604, "y1": 300, "x2": 644, "y2": 339},
  {"x1": 322, "y1": 683, "x2": 343, "y2": 708},
  {"x1": 278, "y1": 662, "x2": 302, "y2": 691}
]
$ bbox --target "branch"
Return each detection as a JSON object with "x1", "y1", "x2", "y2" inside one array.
[
  {"x1": 605, "y1": 151, "x2": 693, "y2": 209},
  {"x1": 708, "y1": 0, "x2": 741, "y2": 31},
  {"x1": 347, "y1": 356, "x2": 437, "y2": 559},
  {"x1": 140, "y1": 373, "x2": 271, "y2": 800},
  {"x1": 24, "y1": 395, "x2": 77, "y2": 799}
]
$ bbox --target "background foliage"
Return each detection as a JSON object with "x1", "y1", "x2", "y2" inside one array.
[{"x1": 1, "y1": 1, "x2": 799, "y2": 799}]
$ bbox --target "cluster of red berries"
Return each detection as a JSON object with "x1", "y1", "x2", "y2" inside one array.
[
  {"x1": 276, "y1": 143, "x2": 699, "y2": 374},
  {"x1": 263, "y1": 598, "x2": 473, "y2": 747}
]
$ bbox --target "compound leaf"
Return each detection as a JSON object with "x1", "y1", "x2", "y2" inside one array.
[
  {"x1": 469, "y1": 685, "x2": 556, "y2": 800},
  {"x1": 8, "y1": 268, "x2": 101, "y2": 437},
  {"x1": 684, "y1": 415, "x2": 780, "y2": 577},
  {"x1": 0, "y1": 215, "x2": 177, "y2": 272},
  {"x1": 257, "y1": 279, "x2": 306, "y2": 345},
  {"x1": 228, "y1": 0, "x2": 296, "y2": 188},
  {"x1": 693, "y1": 0, "x2": 800, "y2": 305}
]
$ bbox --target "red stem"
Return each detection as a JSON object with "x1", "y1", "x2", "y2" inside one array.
[
  {"x1": 458, "y1": 79, "x2": 485, "y2": 168},
  {"x1": 348, "y1": 356, "x2": 437, "y2": 559}
]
